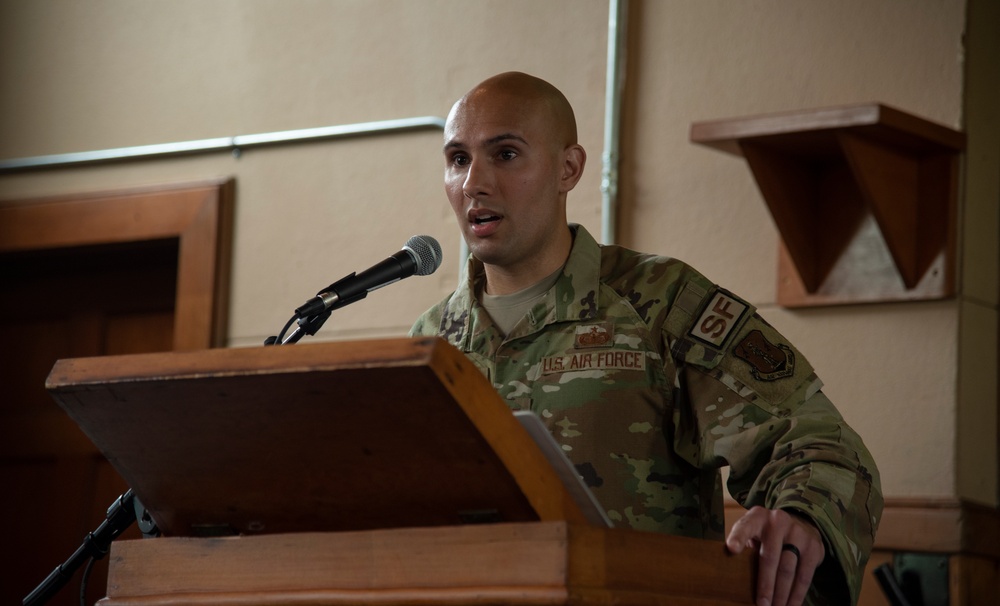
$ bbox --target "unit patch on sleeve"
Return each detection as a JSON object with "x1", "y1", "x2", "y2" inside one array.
[
  {"x1": 688, "y1": 290, "x2": 748, "y2": 349},
  {"x1": 734, "y1": 329, "x2": 795, "y2": 381}
]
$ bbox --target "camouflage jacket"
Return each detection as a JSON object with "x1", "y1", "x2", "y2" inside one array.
[{"x1": 410, "y1": 225, "x2": 882, "y2": 604}]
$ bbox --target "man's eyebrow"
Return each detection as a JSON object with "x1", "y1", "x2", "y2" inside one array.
[
  {"x1": 485, "y1": 133, "x2": 528, "y2": 146},
  {"x1": 443, "y1": 133, "x2": 528, "y2": 153}
]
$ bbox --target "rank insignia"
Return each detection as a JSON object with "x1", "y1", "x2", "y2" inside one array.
[{"x1": 575, "y1": 323, "x2": 613, "y2": 348}]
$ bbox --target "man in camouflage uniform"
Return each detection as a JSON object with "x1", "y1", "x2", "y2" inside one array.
[{"x1": 411, "y1": 72, "x2": 882, "y2": 606}]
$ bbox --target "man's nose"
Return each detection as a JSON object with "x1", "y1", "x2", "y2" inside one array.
[{"x1": 463, "y1": 159, "x2": 493, "y2": 199}]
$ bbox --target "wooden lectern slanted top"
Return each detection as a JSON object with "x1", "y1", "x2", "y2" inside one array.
[
  {"x1": 47, "y1": 336, "x2": 594, "y2": 535},
  {"x1": 47, "y1": 337, "x2": 755, "y2": 605}
]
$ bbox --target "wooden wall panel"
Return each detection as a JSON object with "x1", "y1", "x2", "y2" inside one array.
[{"x1": 0, "y1": 180, "x2": 233, "y2": 606}]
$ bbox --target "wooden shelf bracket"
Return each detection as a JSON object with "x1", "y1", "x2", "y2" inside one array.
[{"x1": 691, "y1": 103, "x2": 965, "y2": 307}]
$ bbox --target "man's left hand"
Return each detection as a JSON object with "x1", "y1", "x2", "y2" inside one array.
[{"x1": 725, "y1": 506, "x2": 825, "y2": 606}]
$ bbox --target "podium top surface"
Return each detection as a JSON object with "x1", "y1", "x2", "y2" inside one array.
[{"x1": 48, "y1": 337, "x2": 593, "y2": 536}]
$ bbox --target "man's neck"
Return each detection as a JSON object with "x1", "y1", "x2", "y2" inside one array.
[
  {"x1": 483, "y1": 265, "x2": 551, "y2": 296},
  {"x1": 482, "y1": 229, "x2": 573, "y2": 295}
]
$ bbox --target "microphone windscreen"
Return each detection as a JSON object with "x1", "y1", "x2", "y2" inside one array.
[{"x1": 404, "y1": 235, "x2": 443, "y2": 276}]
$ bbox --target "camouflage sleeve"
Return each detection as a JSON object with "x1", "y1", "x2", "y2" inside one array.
[
  {"x1": 408, "y1": 311, "x2": 434, "y2": 337},
  {"x1": 667, "y1": 283, "x2": 883, "y2": 606},
  {"x1": 409, "y1": 300, "x2": 445, "y2": 337}
]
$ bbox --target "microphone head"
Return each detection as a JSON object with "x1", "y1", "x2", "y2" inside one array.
[{"x1": 403, "y1": 235, "x2": 443, "y2": 276}]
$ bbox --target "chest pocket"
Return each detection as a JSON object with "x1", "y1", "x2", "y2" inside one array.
[
  {"x1": 493, "y1": 318, "x2": 668, "y2": 415},
  {"x1": 535, "y1": 343, "x2": 650, "y2": 402}
]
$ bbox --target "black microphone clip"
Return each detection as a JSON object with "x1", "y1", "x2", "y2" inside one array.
[{"x1": 294, "y1": 272, "x2": 369, "y2": 318}]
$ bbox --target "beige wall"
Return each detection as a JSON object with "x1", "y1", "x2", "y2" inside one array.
[{"x1": 1, "y1": 1, "x2": 995, "y2": 507}]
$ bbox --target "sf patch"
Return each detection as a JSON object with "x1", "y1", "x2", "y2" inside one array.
[
  {"x1": 689, "y1": 290, "x2": 748, "y2": 349},
  {"x1": 734, "y1": 329, "x2": 795, "y2": 381}
]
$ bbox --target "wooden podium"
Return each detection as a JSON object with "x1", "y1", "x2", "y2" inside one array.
[{"x1": 47, "y1": 336, "x2": 755, "y2": 605}]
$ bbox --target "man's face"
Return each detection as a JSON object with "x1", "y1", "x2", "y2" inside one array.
[{"x1": 442, "y1": 91, "x2": 570, "y2": 276}]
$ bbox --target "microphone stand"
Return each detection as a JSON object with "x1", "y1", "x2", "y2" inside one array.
[
  {"x1": 274, "y1": 309, "x2": 332, "y2": 345},
  {"x1": 264, "y1": 290, "x2": 367, "y2": 346},
  {"x1": 23, "y1": 489, "x2": 159, "y2": 606}
]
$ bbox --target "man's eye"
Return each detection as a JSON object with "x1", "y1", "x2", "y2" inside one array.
[
  {"x1": 450, "y1": 154, "x2": 469, "y2": 166},
  {"x1": 498, "y1": 150, "x2": 517, "y2": 161}
]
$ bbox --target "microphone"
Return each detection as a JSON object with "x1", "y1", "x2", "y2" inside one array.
[{"x1": 294, "y1": 235, "x2": 442, "y2": 318}]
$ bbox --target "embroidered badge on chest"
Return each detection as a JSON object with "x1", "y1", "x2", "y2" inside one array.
[
  {"x1": 539, "y1": 324, "x2": 646, "y2": 375},
  {"x1": 734, "y1": 329, "x2": 795, "y2": 381},
  {"x1": 574, "y1": 323, "x2": 614, "y2": 349},
  {"x1": 541, "y1": 350, "x2": 646, "y2": 374}
]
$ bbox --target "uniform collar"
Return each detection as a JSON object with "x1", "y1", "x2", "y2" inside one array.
[
  {"x1": 450, "y1": 223, "x2": 602, "y2": 348},
  {"x1": 557, "y1": 223, "x2": 603, "y2": 322}
]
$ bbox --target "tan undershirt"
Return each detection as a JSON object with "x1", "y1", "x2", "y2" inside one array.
[{"x1": 480, "y1": 266, "x2": 563, "y2": 336}]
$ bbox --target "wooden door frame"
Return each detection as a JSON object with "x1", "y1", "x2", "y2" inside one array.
[{"x1": 0, "y1": 178, "x2": 234, "y2": 350}]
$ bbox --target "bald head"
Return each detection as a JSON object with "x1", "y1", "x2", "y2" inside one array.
[
  {"x1": 441, "y1": 72, "x2": 587, "y2": 294},
  {"x1": 448, "y1": 72, "x2": 578, "y2": 149}
]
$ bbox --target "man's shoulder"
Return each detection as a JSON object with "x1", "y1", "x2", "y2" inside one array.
[
  {"x1": 596, "y1": 244, "x2": 713, "y2": 327},
  {"x1": 410, "y1": 292, "x2": 449, "y2": 334},
  {"x1": 596, "y1": 245, "x2": 816, "y2": 402}
]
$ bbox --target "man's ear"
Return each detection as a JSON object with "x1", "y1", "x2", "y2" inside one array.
[{"x1": 559, "y1": 144, "x2": 587, "y2": 193}]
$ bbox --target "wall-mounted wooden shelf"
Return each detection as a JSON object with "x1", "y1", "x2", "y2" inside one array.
[{"x1": 691, "y1": 103, "x2": 965, "y2": 307}]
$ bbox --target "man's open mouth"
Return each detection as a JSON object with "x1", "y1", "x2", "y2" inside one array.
[{"x1": 474, "y1": 215, "x2": 501, "y2": 224}]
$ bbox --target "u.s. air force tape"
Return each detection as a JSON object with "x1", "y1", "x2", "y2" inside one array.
[{"x1": 541, "y1": 350, "x2": 646, "y2": 374}]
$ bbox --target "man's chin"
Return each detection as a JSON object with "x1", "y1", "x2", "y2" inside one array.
[{"x1": 466, "y1": 242, "x2": 508, "y2": 267}]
